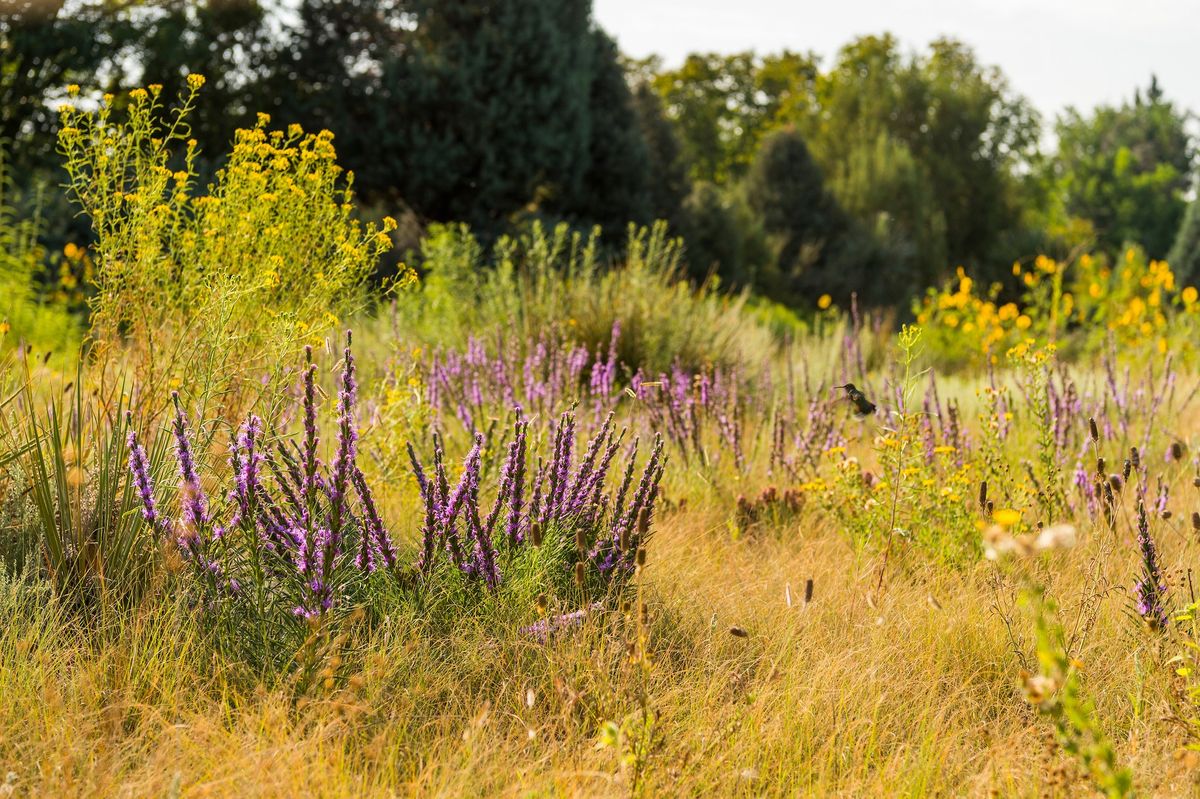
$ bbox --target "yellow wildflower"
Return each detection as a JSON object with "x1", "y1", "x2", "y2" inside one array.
[{"x1": 993, "y1": 508, "x2": 1021, "y2": 527}]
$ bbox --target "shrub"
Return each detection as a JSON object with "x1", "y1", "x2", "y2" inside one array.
[
  {"x1": 126, "y1": 333, "x2": 666, "y2": 679},
  {"x1": 57, "y1": 81, "x2": 397, "y2": 418},
  {"x1": 401, "y1": 220, "x2": 773, "y2": 375}
]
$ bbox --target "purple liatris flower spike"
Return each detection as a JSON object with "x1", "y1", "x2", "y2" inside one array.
[
  {"x1": 353, "y1": 466, "x2": 396, "y2": 571},
  {"x1": 301, "y1": 346, "x2": 320, "y2": 510},
  {"x1": 171, "y1": 392, "x2": 209, "y2": 540},
  {"x1": 506, "y1": 411, "x2": 528, "y2": 544},
  {"x1": 231, "y1": 414, "x2": 264, "y2": 528},
  {"x1": 1133, "y1": 498, "x2": 1169, "y2": 630},
  {"x1": 330, "y1": 331, "x2": 359, "y2": 535},
  {"x1": 521, "y1": 603, "x2": 602, "y2": 643},
  {"x1": 126, "y1": 414, "x2": 164, "y2": 534}
]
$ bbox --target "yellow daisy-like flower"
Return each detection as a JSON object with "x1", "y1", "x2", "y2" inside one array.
[
  {"x1": 993, "y1": 508, "x2": 1021, "y2": 527},
  {"x1": 1183, "y1": 286, "x2": 1198, "y2": 305},
  {"x1": 817, "y1": 294, "x2": 832, "y2": 310}
]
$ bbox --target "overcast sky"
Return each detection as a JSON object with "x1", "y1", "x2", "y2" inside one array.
[{"x1": 592, "y1": 0, "x2": 1200, "y2": 121}]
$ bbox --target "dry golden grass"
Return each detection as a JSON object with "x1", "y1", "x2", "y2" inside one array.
[{"x1": 3, "y1": 482, "x2": 1200, "y2": 798}]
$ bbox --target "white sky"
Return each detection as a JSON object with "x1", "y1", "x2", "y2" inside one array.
[{"x1": 592, "y1": 0, "x2": 1200, "y2": 121}]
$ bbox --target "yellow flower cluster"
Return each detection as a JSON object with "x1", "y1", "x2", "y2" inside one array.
[{"x1": 916, "y1": 249, "x2": 1200, "y2": 367}]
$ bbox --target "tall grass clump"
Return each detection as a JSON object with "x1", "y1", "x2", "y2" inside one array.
[
  {"x1": 404, "y1": 220, "x2": 773, "y2": 374},
  {"x1": 0, "y1": 355, "x2": 169, "y2": 610},
  {"x1": 124, "y1": 332, "x2": 666, "y2": 684},
  {"x1": 57, "y1": 80, "x2": 398, "y2": 417}
]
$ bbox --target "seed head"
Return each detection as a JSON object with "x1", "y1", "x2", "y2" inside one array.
[
  {"x1": 1088, "y1": 417, "x2": 1099, "y2": 442},
  {"x1": 530, "y1": 522, "x2": 543, "y2": 547},
  {"x1": 573, "y1": 562, "x2": 585, "y2": 586}
]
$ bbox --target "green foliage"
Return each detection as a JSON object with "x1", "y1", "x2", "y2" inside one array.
[
  {"x1": 631, "y1": 83, "x2": 691, "y2": 236},
  {"x1": 404, "y1": 220, "x2": 769, "y2": 374},
  {"x1": 649, "y1": 36, "x2": 1040, "y2": 298},
  {"x1": 744, "y1": 127, "x2": 842, "y2": 302},
  {"x1": 1024, "y1": 587, "x2": 1133, "y2": 798},
  {"x1": 1168, "y1": 199, "x2": 1200, "y2": 287},
  {"x1": 652, "y1": 50, "x2": 817, "y2": 184},
  {"x1": 0, "y1": 151, "x2": 80, "y2": 358},
  {"x1": 0, "y1": 1, "x2": 137, "y2": 172},
  {"x1": 57, "y1": 83, "x2": 393, "y2": 415},
  {"x1": 680, "y1": 182, "x2": 768, "y2": 288},
  {"x1": 271, "y1": 0, "x2": 595, "y2": 235},
  {"x1": 0, "y1": 361, "x2": 169, "y2": 609},
  {"x1": 547, "y1": 29, "x2": 652, "y2": 235},
  {"x1": 796, "y1": 35, "x2": 1038, "y2": 288},
  {"x1": 1054, "y1": 76, "x2": 1194, "y2": 259}
]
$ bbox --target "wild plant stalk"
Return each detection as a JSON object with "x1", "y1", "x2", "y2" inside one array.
[
  {"x1": 875, "y1": 324, "x2": 925, "y2": 592},
  {"x1": 1023, "y1": 586, "x2": 1133, "y2": 798}
]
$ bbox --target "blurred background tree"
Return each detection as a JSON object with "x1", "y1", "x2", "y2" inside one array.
[
  {"x1": 1053, "y1": 76, "x2": 1195, "y2": 259},
  {"x1": 1, "y1": 0, "x2": 1196, "y2": 314}
]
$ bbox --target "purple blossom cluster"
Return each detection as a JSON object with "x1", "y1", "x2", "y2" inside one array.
[
  {"x1": 413, "y1": 323, "x2": 757, "y2": 472},
  {"x1": 126, "y1": 332, "x2": 397, "y2": 619},
  {"x1": 128, "y1": 328, "x2": 670, "y2": 627},
  {"x1": 408, "y1": 406, "x2": 666, "y2": 587},
  {"x1": 1133, "y1": 497, "x2": 1169, "y2": 630},
  {"x1": 520, "y1": 602, "x2": 603, "y2": 643}
]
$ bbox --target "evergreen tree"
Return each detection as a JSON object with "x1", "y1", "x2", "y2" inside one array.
[
  {"x1": 1169, "y1": 200, "x2": 1200, "y2": 287},
  {"x1": 744, "y1": 127, "x2": 840, "y2": 298},
  {"x1": 272, "y1": 0, "x2": 595, "y2": 235},
  {"x1": 548, "y1": 29, "x2": 652, "y2": 236},
  {"x1": 0, "y1": 1, "x2": 137, "y2": 171},
  {"x1": 631, "y1": 82, "x2": 691, "y2": 233}
]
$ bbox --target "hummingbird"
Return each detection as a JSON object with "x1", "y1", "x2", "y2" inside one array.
[{"x1": 834, "y1": 383, "x2": 876, "y2": 417}]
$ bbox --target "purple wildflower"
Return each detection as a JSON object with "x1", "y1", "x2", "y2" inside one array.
[
  {"x1": 126, "y1": 415, "x2": 163, "y2": 533},
  {"x1": 1133, "y1": 498, "x2": 1169, "y2": 630}
]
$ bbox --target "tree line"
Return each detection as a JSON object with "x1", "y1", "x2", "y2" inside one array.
[{"x1": 2, "y1": 0, "x2": 1197, "y2": 305}]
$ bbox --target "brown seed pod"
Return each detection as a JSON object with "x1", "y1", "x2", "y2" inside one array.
[
  {"x1": 1089, "y1": 417, "x2": 1099, "y2": 443},
  {"x1": 530, "y1": 522, "x2": 543, "y2": 547},
  {"x1": 637, "y1": 506, "x2": 650, "y2": 535},
  {"x1": 1191, "y1": 511, "x2": 1200, "y2": 531},
  {"x1": 1131, "y1": 446, "x2": 1140, "y2": 470},
  {"x1": 573, "y1": 562, "x2": 585, "y2": 586},
  {"x1": 979, "y1": 480, "x2": 988, "y2": 509},
  {"x1": 635, "y1": 547, "x2": 647, "y2": 566}
]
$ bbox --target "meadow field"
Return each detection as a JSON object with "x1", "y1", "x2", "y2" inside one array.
[{"x1": 4, "y1": 75, "x2": 1200, "y2": 799}]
